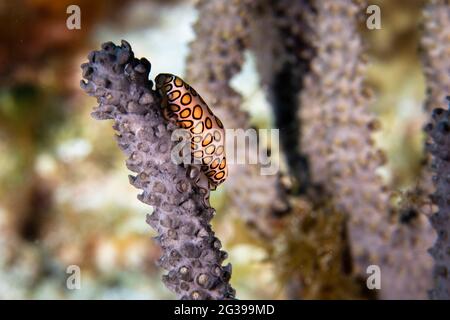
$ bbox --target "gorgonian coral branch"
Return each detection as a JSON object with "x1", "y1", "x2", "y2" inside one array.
[
  {"x1": 299, "y1": 0, "x2": 389, "y2": 268},
  {"x1": 186, "y1": 0, "x2": 289, "y2": 238},
  {"x1": 421, "y1": 0, "x2": 450, "y2": 114},
  {"x1": 425, "y1": 98, "x2": 450, "y2": 299},
  {"x1": 414, "y1": 0, "x2": 450, "y2": 215},
  {"x1": 80, "y1": 41, "x2": 234, "y2": 300},
  {"x1": 299, "y1": 0, "x2": 432, "y2": 299}
]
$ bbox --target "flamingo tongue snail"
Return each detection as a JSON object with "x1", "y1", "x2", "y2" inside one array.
[{"x1": 155, "y1": 73, "x2": 228, "y2": 205}]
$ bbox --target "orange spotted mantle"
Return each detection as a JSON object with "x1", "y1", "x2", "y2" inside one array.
[{"x1": 155, "y1": 73, "x2": 227, "y2": 193}]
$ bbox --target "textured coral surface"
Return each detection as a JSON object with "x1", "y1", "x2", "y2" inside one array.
[
  {"x1": 80, "y1": 41, "x2": 234, "y2": 299},
  {"x1": 421, "y1": 0, "x2": 450, "y2": 113},
  {"x1": 300, "y1": 0, "x2": 433, "y2": 299},
  {"x1": 426, "y1": 98, "x2": 450, "y2": 299},
  {"x1": 415, "y1": 0, "x2": 450, "y2": 205},
  {"x1": 300, "y1": 0, "x2": 389, "y2": 276}
]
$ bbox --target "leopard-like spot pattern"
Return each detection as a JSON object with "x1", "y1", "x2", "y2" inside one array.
[{"x1": 155, "y1": 73, "x2": 228, "y2": 192}]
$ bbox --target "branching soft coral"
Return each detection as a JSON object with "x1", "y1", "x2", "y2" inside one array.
[
  {"x1": 415, "y1": 0, "x2": 450, "y2": 205},
  {"x1": 80, "y1": 41, "x2": 234, "y2": 300},
  {"x1": 300, "y1": 0, "x2": 389, "y2": 272},
  {"x1": 422, "y1": 0, "x2": 450, "y2": 301},
  {"x1": 421, "y1": 0, "x2": 450, "y2": 114},
  {"x1": 425, "y1": 97, "x2": 450, "y2": 299},
  {"x1": 299, "y1": 0, "x2": 433, "y2": 299}
]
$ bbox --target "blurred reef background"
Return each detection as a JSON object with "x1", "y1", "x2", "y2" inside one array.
[{"x1": 0, "y1": 0, "x2": 448, "y2": 299}]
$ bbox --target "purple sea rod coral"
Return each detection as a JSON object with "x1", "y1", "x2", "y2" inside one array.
[
  {"x1": 300, "y1": 0, "x2": 433, "y2": 299},
  {"x1": 80, "y1": 41, "x2": 234, "y2": 300},
  {"x1": 425, "y1": 97, "x2": 450, "y2": 299},
  {"x1": 421, "y1": 0, "x2": 450, "y2": 114}
]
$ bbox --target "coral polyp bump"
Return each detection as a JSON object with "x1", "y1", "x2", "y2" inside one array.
[{"x1": 155, "y1": 73, "x2": 228, "y2": 193}]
